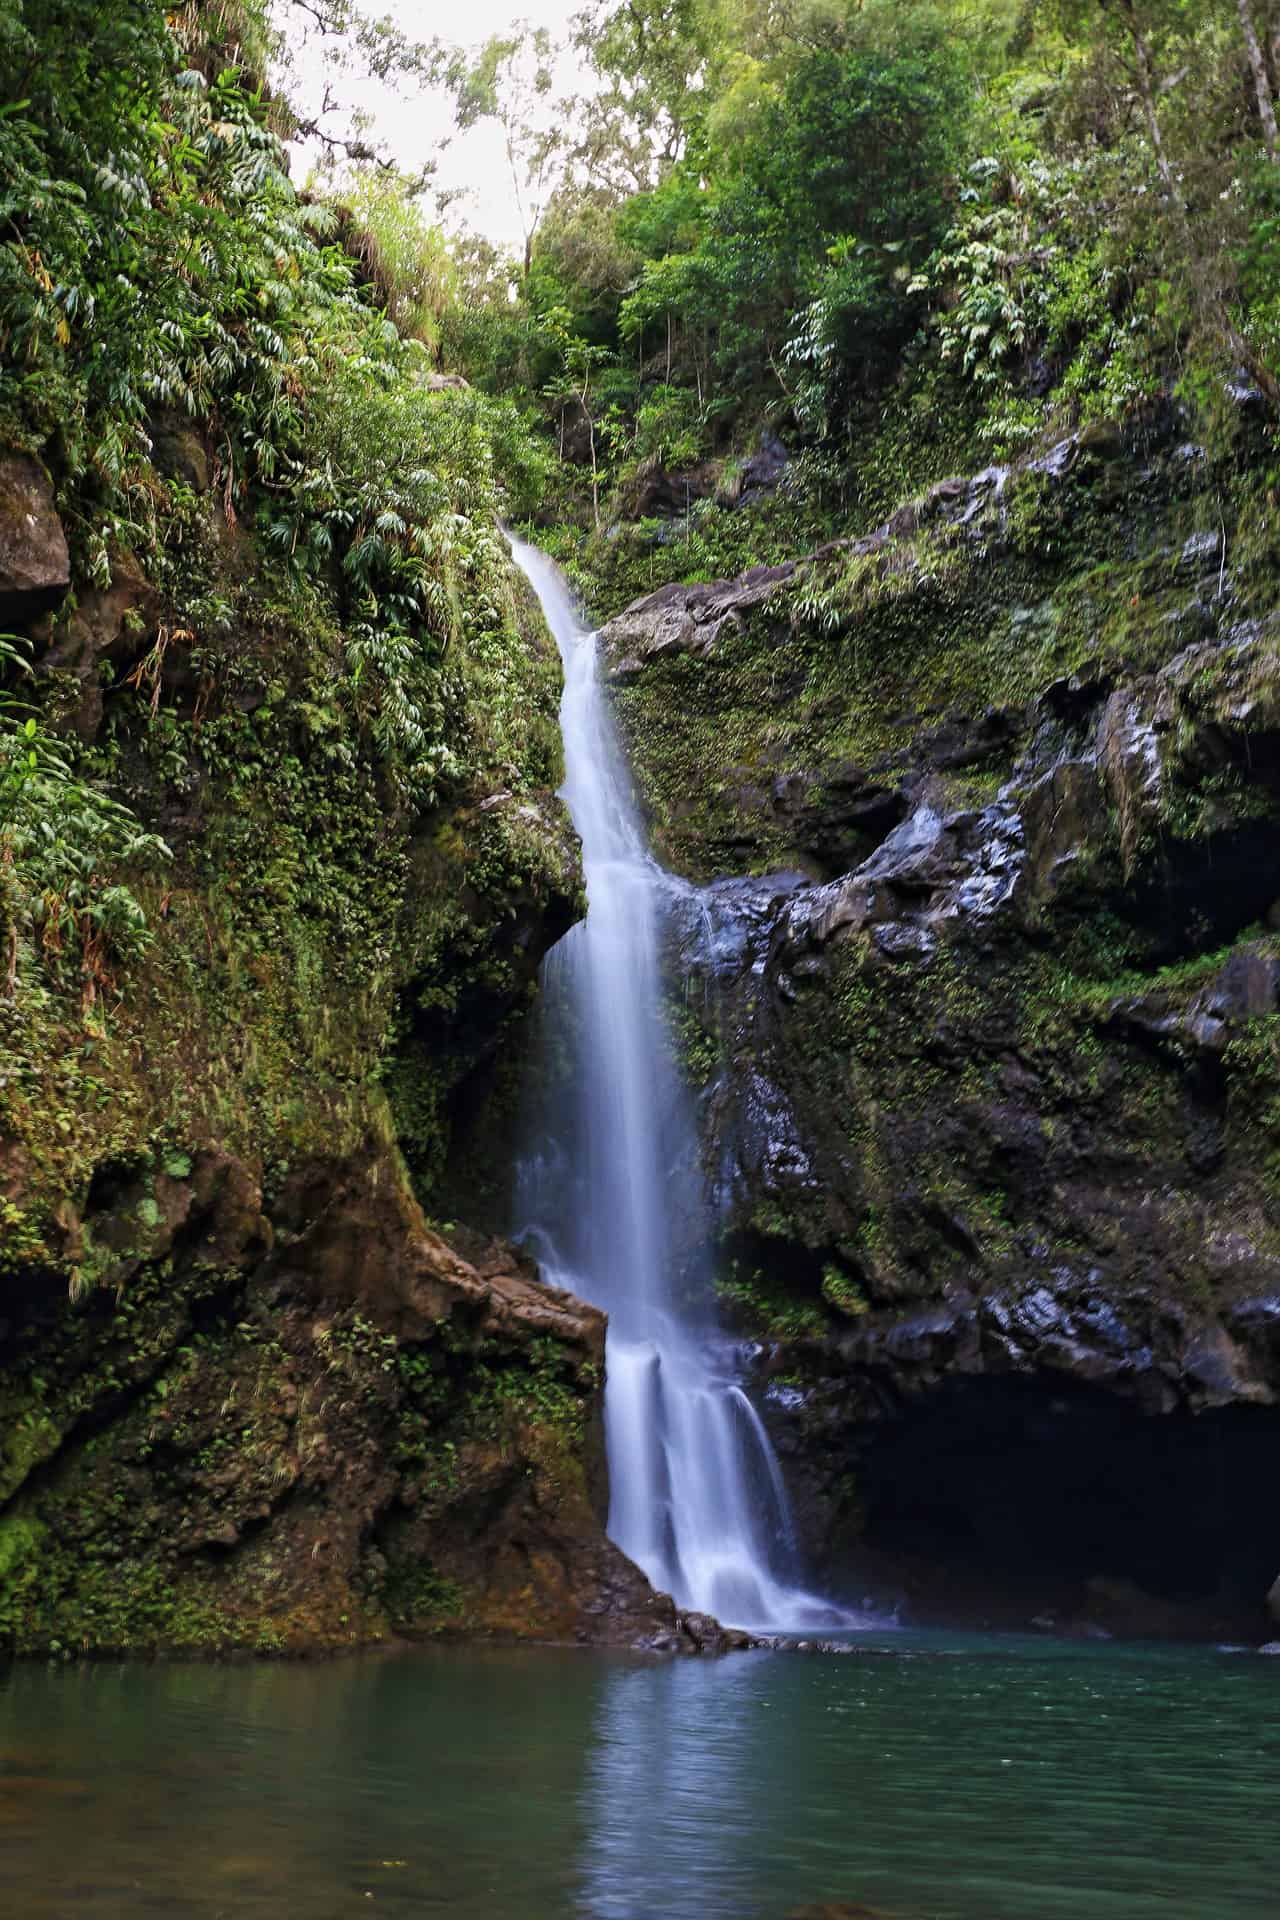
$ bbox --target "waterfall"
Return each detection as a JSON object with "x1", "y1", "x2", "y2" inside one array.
[{"x1": 510, "y1": 535, "x2": 846, "y2": 1631}]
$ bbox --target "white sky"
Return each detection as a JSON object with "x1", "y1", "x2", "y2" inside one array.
[{"x1": 286, "y1": 1, "x2": 592, "y2": 251}]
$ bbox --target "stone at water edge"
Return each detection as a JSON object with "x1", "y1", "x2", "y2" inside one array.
[
  {"x1": 1267, "y1": 1573, "x2": 1280, "y2": 1626},
  {"x1": 648, "y1": 1609, "x2": 766, "y2": 1654}
]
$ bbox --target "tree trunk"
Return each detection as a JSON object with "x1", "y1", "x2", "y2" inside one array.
[
  {"x1": 1238, "y1": 0, "x2": 1279, "y2": 155},
  {"x1": 580, "y1": 372, "x2": 600, "y2": 533},
  {"x1": 589, "y1": 419, "x2": 600, "y2": 533},
  {"x1": 1121, "y1": 0, "x2": 1189, "y2": 228}
]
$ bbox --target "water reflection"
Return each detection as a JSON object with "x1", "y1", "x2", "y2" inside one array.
[
  {"x1": 1, "y1": 1638, "x2": 1278, "y2": 1919},
  {"x1": 577, "y1": 1656, "x2": 768, "y2": 1919}
]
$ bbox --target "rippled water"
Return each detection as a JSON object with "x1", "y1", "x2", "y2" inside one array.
[{"x1": 3, "y1": 1635, "x2": 1277, "y2": 1918}]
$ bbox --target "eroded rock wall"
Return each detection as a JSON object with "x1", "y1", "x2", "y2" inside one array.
[
  {"x1": 0, "y1": 1145, "x2": 668, "y2": 1654},
  {"x1": 602, "y1": 411, "x2": 1280, "y2": 1637},
  {"x1": 0, "y1": 438, "x2": 670, "y2": 1656}
]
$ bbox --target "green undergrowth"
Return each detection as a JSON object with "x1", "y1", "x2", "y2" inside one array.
[
  {"x1": 2, "y1": 2, "x2": 577, "y2": 1278},
  {"x1": 532, "y1": 484, "x2": 841, "y2": 627},
  {"x1": 744, "y1": 912, "x2": 1280, "y2": 1318},
  {"x1": 0, "y1": 3, "x2": 595, "y2": 1657},
  {"x1": 608, "y1": 427, "x2": 1277, "y2": 879},
  {"x1": 2, "y1": 519, "x2": 571, "y2": 1274}
]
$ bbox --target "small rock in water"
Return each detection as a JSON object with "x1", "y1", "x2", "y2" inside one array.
[
  {"x1": 677, "y1": 1610, "x2": 731, "y2": 1655},
  {"x1": 773, "y1": 1638, "x2": 864, "y2": 1656},
  {"x1": 1258, "y1": 1641, "x2": 1280, "y2": 1656},
  {"x1": 646, "y1": 1628, "x2": 684, "y2": 1654}
]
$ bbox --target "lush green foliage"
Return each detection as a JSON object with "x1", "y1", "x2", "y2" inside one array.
[
  {"x1": 0, "y1": 0, "x2": 567, "y2": 1028},
  {"x1": 1, "y1": 634, "x2": 167, "y2": 1010},
  {"x1": 334, "y1": 168, "x2": 460, "y2": 353},
  {"x1": 414, "y1": 0, "x2": 1280, "y2": 553}
]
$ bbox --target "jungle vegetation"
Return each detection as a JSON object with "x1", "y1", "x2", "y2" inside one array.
[{"x1": 4, "y1": 0, "x2": 1280, "y2": 995}]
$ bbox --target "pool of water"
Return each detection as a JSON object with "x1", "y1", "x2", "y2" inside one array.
[{"x1": 2, "y1": 1632, "x2": 1276, "y2": 1918}]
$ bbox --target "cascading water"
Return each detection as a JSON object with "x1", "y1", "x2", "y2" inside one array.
[{"x1": 510, "y1": 534, "x2": 847, "y2": 1631}]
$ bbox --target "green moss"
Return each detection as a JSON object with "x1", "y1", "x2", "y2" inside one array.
[
  {"x1": 0, "y1": 1514, "x2": 45, "y2": 1638},
  {"x1": 383, "y1": 1561, "x2": 465, "y2": 1633},
  {"x1": 715, "y1": 1263, "x2": 828, "y2": 1342},
  {"x1": 604, "y1": 436, "x2": 1227, "y2": 882},
  {"x1": 820, "y1": 1265, "x2": 869, "y2": 1319}
]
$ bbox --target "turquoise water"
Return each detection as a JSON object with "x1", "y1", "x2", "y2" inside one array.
[{"x1": 1, "y1": 1633, "x2": 1277, "y2": 1918}]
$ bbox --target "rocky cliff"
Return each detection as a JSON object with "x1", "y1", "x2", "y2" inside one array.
[
  {"x1": 0, "y1": 428, "x2": 679, "y2": 1656},
  {"x1": 601, "y1": 406, "x2": 1280, "y2": 1640}
]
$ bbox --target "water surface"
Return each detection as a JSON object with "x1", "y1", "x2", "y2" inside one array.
[{"x1": 3, "y1": 1634, "x2": 1276, "y2": 1918}]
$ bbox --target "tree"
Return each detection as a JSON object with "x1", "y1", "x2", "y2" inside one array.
[
  {"x1": 1236, "y1": 0, "x2": 1279, "y2": 156},
  {"x1": 441, "y1": 27, "x2": 565, "y2": 277},
  {"x1": 540, "y1": 312, "x2": 614, "y2": 528},
  {"x1": 567, "y1": 0, "x2": 713, "y2": 191}
]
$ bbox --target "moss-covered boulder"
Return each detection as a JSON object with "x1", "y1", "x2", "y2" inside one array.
[{"x1": 0, "y1": 1139, "x2": 671, "y2": 1655}]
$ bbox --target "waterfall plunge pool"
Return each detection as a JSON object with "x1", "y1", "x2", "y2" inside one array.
[{"x1": 3, "y1": 1634, "x2": 1276, "y2": 1918}]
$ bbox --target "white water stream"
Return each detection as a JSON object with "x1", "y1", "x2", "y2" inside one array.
[{"x1": 510, "y1": 536, "x2": 847, "y2": 1631}]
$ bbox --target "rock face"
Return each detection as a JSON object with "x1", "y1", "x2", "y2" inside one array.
[
  {"x1": 0, "y1": 439, "x2": 667, "y2": 1657},
  {"x1": 0, "y1": 454, "x2": 70, "y2": 622},
  {"x1": 604, "y1": 416, "x2": 1280, "y2": 1638},
  {"x1": 0, "y1": 1144, "x2": 674, "y2": 1654}
]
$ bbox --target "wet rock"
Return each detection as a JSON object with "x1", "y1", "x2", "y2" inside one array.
[
  {"x1": 779, "y1": 787, "x2": 1028, "y2": 958},
  {"x1": 621, "y1": 458, "x2": 720, "y2": 520},
  {"x1": 1204, "y1": 947, "x2": 1280, "y2": 1021},
  {"x1": 0, "y1": 1144, "x2": 672, "y2": 1656},
  {"x1": 0, "y1": 452, "x2": 70, "y2": 624},
  {"x1": 1020, "y1": 758, "x2": 1105, "y2": 904},
  {"x1": 673, "y1": 1609, "x2": 761, "y2": 1654},
  {"x1": 606, "y1": 419, "x2": 1280, "y2": 1637},
  {"x1": 645, "y1": 1626, "x2": 687, "y2": 1653},
  {"x1": 637, "y1": 1608, "x2": 764, "y2": 1655},
  {"x1": 1178, "y1": 528, "x2": 1224, "y2": 581},
  {"x1": 1268, "y1": 1575, "x2": 1280, "y2": 1626},
  {"x1": 1107, "y1": 944, "x2": 1280, "y2": 1058},
  {"x1": 1097, "y1": 688, "x2": 1163, "y2": 862},
  {"x1": 725, "y1": 429, "x2": 790, "y2": 504}
]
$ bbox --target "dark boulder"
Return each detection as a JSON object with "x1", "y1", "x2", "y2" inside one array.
[{"x1": 0, "y1": 452, "x2": 70, "y2": 625}]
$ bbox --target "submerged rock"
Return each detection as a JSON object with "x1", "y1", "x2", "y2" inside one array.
[
  {"x1": 663, "y1": 1609, "x2": 763, "y2": 1654},
  {"x1": 786, "y1": 1903, "x2": 898, "y2": 1919}
]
